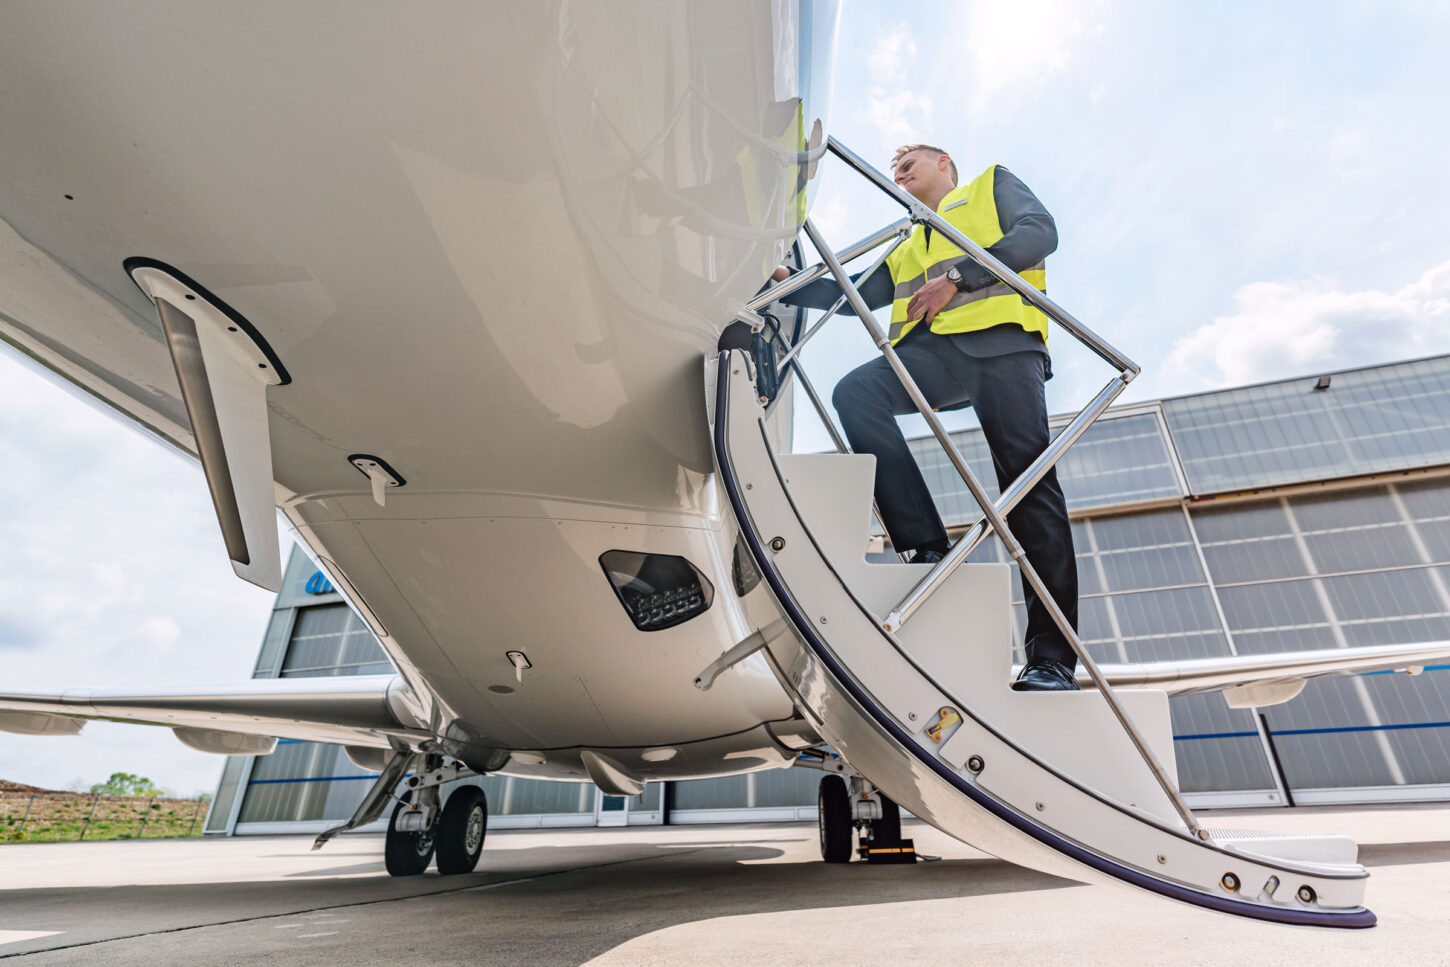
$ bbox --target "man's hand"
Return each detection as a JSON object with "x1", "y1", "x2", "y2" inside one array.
[{"x1": 906, "y1": 275, "x2": 957, "y2": 324}]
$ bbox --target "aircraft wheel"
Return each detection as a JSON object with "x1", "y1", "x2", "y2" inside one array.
[
  {"x1": 818, "y1": 774, "x2": 852, "y2": 863},
  {"x1": 435, "y1": 786, "x2": 487, "y2": 875},
  {"x1": 384, "y1": 798, "x2": 437, "y2": 876},
  {"x1": 870, "y1": 793, "x2": 902, "y2": 848}
]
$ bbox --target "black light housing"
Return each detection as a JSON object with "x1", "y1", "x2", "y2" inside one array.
[
  {"x1": 732, "y1": 532, "x2": 762, "y2": 597},
  {"x1": 599, "y1": 551, "x2": 714, "y2": 632}
]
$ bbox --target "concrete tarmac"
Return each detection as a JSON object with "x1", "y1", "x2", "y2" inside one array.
[{"x1": 1, "y1": 804, "x2": 1449, "y2": 965}]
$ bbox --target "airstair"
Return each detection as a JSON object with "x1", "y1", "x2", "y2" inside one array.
[{"x1": 707, "y1": 138, "x2": 1375, "y2": 927}]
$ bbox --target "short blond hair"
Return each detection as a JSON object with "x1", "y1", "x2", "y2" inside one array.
[{"x1": 891, "y1": 144, "x2": 958, "y2": 185}]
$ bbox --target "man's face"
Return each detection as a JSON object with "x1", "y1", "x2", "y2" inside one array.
[{"x1": 893, "y1": 150, "x2": 950, "y2": 201}]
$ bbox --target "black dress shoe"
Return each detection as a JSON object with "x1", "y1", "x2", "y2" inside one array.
[
  {"x1": 908, "y1": 548, "x2": 945, "y2": 564},
  {"x1": 1011, "y1": 657, "x2": 1081, "y2": 691}
]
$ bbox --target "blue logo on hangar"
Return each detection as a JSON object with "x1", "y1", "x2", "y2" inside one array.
[{"x1": 305, "y1": 571, "x2": 335, "y2": 595}]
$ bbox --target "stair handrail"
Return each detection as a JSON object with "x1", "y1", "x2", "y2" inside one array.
[{"x1": 754, "y1": 135, "x2": 1206, "y2": 841}]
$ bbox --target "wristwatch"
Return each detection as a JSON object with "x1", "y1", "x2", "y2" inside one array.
[{"x1": 945, "y1": 265, "x2": 968, "y2": 292}]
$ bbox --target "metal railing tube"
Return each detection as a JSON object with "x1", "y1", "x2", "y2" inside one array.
[
  {"x1": 883, "y1": 374, "x2": 1130, "y2": 632},
  {"x1": 745, "y1": 218, "x2": 912, "y2": 312},
  {"x1": 764, "y1": 232, "x2": 908, "y2": 422},
  {"x1": 824, "y1": 137, "x2": 1140, "y2": 378},
  {"x1": 777, "y1": 232, "x2": 906, "y2": 371},
  {"x1": 800, "y1": 215, "x2": 1206, "y2": 842}
]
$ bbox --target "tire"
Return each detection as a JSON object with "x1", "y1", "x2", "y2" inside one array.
[
  {"x1": 818, "y1": 774, "x2": 852, "y2": 863},
  {"x1": 870, "y1": 793, "x2": 901, "y2": 848},
  {"x1": 435, "y1": 786, "x2": 487, "y2": 875},
  {"x1": 384, "y1": 798, "x2": 437, "y2": 876}
]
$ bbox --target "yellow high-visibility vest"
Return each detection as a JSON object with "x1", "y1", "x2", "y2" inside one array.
[{"x1": 884, "y1": 164, "x2": 1048, "y2": 346}]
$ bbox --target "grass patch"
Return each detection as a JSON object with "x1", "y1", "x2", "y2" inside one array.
[{"x1": 1, "y1": 792, "x2": 209, "y2": 843}]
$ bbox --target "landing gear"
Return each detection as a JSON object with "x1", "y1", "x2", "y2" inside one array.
[
  {"x1": 871, "y1": 793, "x2": 902, "y2": 847},
  {"x1": 818, "y1": 774, "x2": 853, "y2": 862},
  {"x1": 384, "y1": 795, "x2": 437, "y2": 876},
  {"x1": 435, "y1": 786, "x2": 488, "y2": 874},
  {"x1": 818, "y1": 773, "x2": 915, "y2": 864}
]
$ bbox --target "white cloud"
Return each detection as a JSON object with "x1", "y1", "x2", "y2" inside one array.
[
  {"x1": 805, "y1": 192, "x2": 849, "y2": 244},
  {"x1": 135, "y1": 616, "x2": 183, "y2": 652},
  {"x1": 867, "y1": 22, "x2": 915, "y2": 81},
  {"x1": 862, "y1": 24, "x2": 933, "y2": 145},
  {"x1": 1161, "y1": 260, "x2": 1450, "y2": 390},
  {"x1": 1328, "y1": 126, "x2": 1376, "y2": 181},
  {"x1": 0, "y1": 359, "x2": 275, "y2": 794},
  {"x1": 956, "y1": 0, "x2": 1107, "y2": 113}
]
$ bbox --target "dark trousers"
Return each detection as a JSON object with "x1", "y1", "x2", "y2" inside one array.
[{"x1": 831, "y1": 335, "x2": 1079, "y2": 669}]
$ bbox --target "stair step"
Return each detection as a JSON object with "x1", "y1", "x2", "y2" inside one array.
[
  {"x1": 775, "y1": 452, "x2": 955, "y2": 614},
  {"x1": 775, "y1": 453, "x2": 877, "y2": 566},
  {"x1": 1209, "y1": 827, "x2": 1360, "y2": 869}
]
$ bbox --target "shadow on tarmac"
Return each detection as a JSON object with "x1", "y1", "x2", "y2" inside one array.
[{"x1": 0, "y1": 837, "x2": 1075, "y2": 964}]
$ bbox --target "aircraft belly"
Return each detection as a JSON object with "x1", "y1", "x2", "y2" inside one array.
[
  {"x1": 300, "y1": 506, "x2": 795, "y2": 751},
  {"x1": 0, "y1": 2, "x2": 838, "y2": 509}
]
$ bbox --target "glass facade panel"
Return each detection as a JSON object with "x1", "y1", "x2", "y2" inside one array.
[
  {"x1": 672, "y1": 774, "x2": 749, "y2": 811},
  {"x1": 1215, "y1": 580, "x2": 1333, "y2": 649},
  {"x1": 1193, "y1": 502, "x2": 1308, "y2": 584},
  {"x1": 238, "y1": 741, "x2": 376, "y2": 823},
  {"x1": 1048, "y1": 412, "x2": 1182, "y2": 509},
  {"x1": 1163, "y1": 355, "x2": 1450, "y2": 494},
  {"x1": 1261, "y1": 679, "x2": 1404, "y2": 790},
  {"x1": 1360, "y1": 671, "x2": 1450, "y2": 786},
  {"x1": 1187, "y1": 483, "x2": 1450, "y2": 791},
  {"x1": 1075, "y1": 511, "x2": 1235, "y2": 665},
  {"x1": 1397, "y1": 479, "x2": 1450, "y2": 563},
  {"x1": 206, "y1": 756, "x2": 248, "y2": 832},
  {"x1": 910, "y1": 432, "x2": 999, "y2": 527},
  {"x1": 1170, "y1": 693, "x2": 1275, "y2": 794},
  {"x1": 752, "y1": 764, "x2": 820, "y2": 808},
  {"x1": 280, "y1": 604, "x2": 389, "y2": 677},
  {"x1": 909, "y1": 411, "x2": 1181, "y2": 527},
  {"x1": 1087, "y1": 511, "x2": 1203, "y2": 592},
  {"x1": 481, "y1": 775, "x2": 593, "y2": 815}
]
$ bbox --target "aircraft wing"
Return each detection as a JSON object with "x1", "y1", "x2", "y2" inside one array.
[
  {"x1": 1094, "y1": 640, "x2": 1450, "y2": 708},
  {"x1": 0, "y1": 674, "x2": 428, "y2": 754},
  {"x1": 7, "y1": 640, "x2": 1445, "y2": 756}
]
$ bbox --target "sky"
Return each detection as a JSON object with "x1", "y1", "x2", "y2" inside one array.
[
  {"x1": 792, "y1": 0, "x2": 1450, "y2": 451},
  {"x1": 3, "y1": 1, "x2": 1450, "y2": 794}
]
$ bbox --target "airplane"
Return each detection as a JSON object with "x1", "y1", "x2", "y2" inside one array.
[{"x1": 2, "y1": 1, "x2": 1444, "y2": 926}]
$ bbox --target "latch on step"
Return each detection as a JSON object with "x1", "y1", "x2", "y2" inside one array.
[{"x1": 925, "y1": 707, "x2": 962, "y2": 744}]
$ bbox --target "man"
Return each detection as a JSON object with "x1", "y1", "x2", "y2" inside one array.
[{"x1": 776, "y1": 144, "x2": 1079, "y2": 691}]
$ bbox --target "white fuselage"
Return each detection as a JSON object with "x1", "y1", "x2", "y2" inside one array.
[{"x1": 0, "y1": 2, "x2": 840, "y2": 782}]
